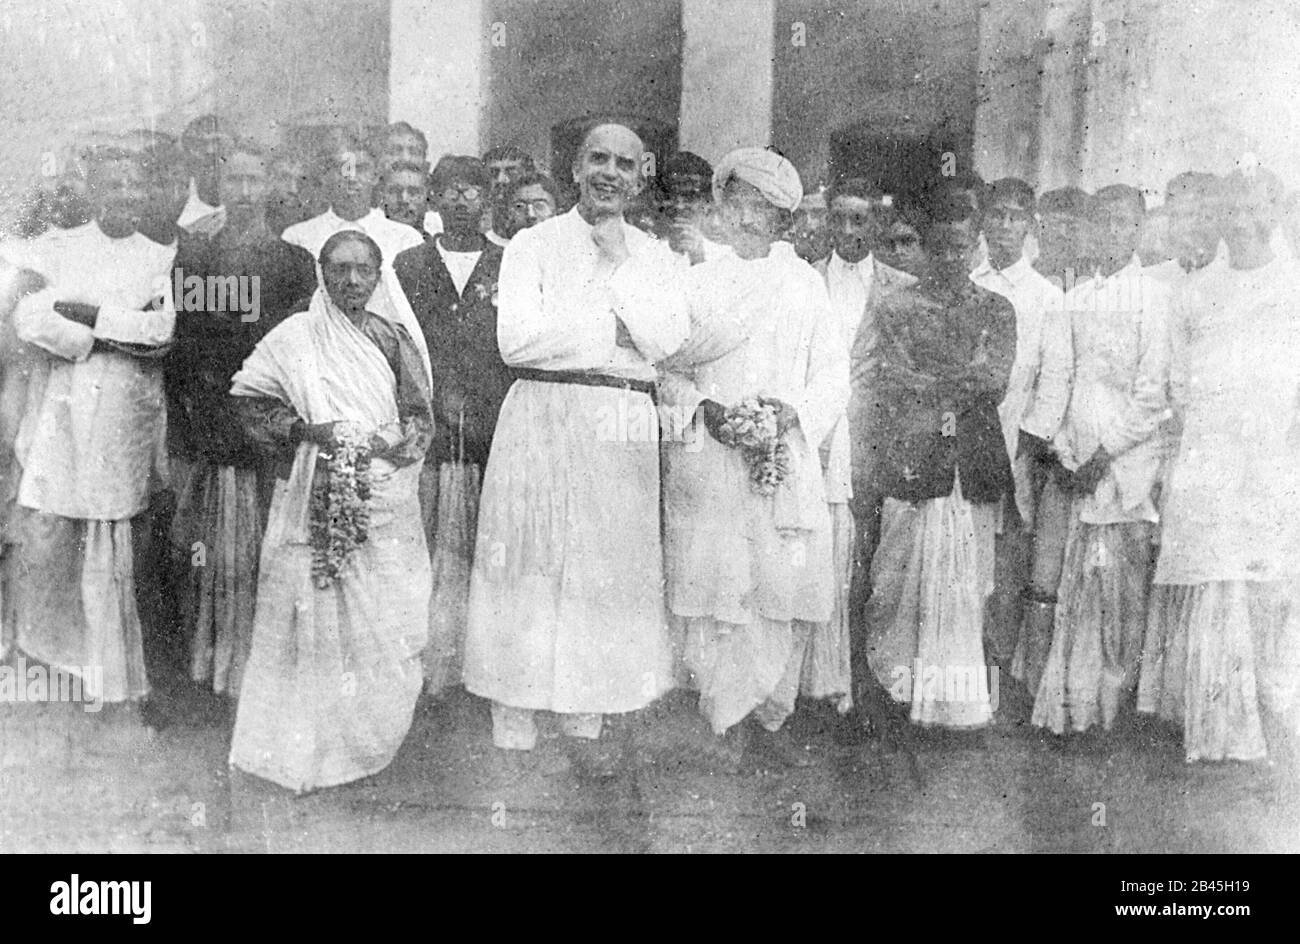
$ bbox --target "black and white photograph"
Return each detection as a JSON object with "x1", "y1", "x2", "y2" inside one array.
[{"x1": 0, "y1": 0, "x2": 1296, "y2": 870}]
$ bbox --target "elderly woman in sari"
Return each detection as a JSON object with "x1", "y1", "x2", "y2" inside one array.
[
  {"x1": 227, "y1": 230, "x2": 434, "y2": 792},
  {"x1": 853, "y1": 183, "x2": 1017, "y2": 730}
]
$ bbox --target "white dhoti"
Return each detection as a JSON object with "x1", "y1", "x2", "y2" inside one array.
[
  {"x1": 462, "y1": 381, "x2": 674, "y2": 734},
  {"x1": 865, "y1": 476, "x2": 997, "y2": 729},
  {"x1": 13, "y1": 510, "x2": 148, "y2": 703},
  {"x1": 680, "y1": 615, "x2": 811, "y2": 734}
]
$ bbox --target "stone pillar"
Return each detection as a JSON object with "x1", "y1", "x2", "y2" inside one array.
[
  {"x1": 389, "y1": 0, "x2": 486, "y2": 158},
  {"x1": 678, "y1": 0, "x2": 776, "y2": 164}
]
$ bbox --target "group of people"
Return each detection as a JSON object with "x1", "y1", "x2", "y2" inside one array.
[{"x1": 0, "y1": 110, "x2": 1295, "y2": 794}]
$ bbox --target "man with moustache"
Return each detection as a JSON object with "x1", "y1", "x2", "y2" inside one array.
[
  {"x1": 970, "y1": 179, "x2": 1071, "y2": 700},
  {"x1": 6, "y1": 143, "x2": 177, "y2": 719},
  {"x1": 381, "y1": 161, "x2": 432, "y2": 237},
  {"x1": 660, "y1": 148, "x2": 848, "y2": 768},
  {"x1": 164, "y1": 139, "x2": 316, "y2": 707},
  {"x1": 461, "y1": 123, "x2": 688, "y2": 773}
]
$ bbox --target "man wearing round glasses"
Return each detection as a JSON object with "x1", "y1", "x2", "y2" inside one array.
[
  {"x1": 499, "y1": 172, "x2": 560, "y2": 242},
  {"x1": 394, "y1": 157, "x2": 511, "y2": 634}
]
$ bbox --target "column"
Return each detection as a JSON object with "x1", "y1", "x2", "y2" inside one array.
[
  {"x1": 389, "y1": 0, "x2": 486, "y2": 158},
  {"x1": 678, "y1": 0, "x2": 776, "y2": 164}
]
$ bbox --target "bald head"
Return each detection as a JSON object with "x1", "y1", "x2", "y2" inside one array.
[
  {"x1": 573, "y1": 123, "x2": 645, "y2": 221},
  {"x1": 580, "y1": 122, "x2": 644, "y2": 157}
]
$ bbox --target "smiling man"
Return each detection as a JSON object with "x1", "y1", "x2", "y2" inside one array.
[
  {"x1": 660, "y1": 147, "x2": 849, "y2": 769},
  {"x1": 462, "y1": 123, "x2": 688, "y2": 775}
]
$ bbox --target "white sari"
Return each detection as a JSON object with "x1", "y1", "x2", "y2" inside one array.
[{"x1": 227, "y1": 291, "x2": 431, "y2": 792}]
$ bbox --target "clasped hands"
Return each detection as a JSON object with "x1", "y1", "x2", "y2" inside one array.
[
  {"x1": 299, "y1": 420, "x2": 386, "y2": 458},
  {"x1": 694, "y1": 398, "x2": 799, "y2": 445}
]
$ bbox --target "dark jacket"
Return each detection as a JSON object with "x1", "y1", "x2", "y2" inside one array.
[
  {"x1": 165, "y1": 230, "x2": 316, "y2": 468},
  {"x1": 849, "y1": 278, "x2": 1016, "y2": 505},
  {"x1": 393, "y1": 236, "x2": 511, "y2": 467}
]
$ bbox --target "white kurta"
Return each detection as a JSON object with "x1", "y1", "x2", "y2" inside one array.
[
  {"x1": 8, "y1": 222, "x2": 176, "y2": 520},
  {"x1": 5, "y1": 221, "x2": 176, "y2": 702},
  {"x1": 969, "y1": 255, "x2": 1071, "y2": 523},
  {"x1": 282, "y1": 207, "x2": 431, "y2": 383},
  {"x1": 1136, "y1": 254, "x2": 1300, "y2": 762},
  {"x1": 461, "y1": 207, "x2": 688, "y2": 715},
  {"x1": 816, "y1": 253, "x2": 916, "y2": 505},
  {"x1": 176, "y1": 178, "x2": 225, "y2": 235},
  {"x1": 661, "y1": 243, "x2": 849, "y2": 732},
  {"x1": 1053, "y1": 259, "x2": 1172, "y2": 525},
  {"x1": 661, "y1": 242, "x2": 848, "y2": 624}
]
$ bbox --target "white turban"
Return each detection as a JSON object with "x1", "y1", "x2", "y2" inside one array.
[{"x1": 712, "y1": 147, "x2": 803, "y2": 211}]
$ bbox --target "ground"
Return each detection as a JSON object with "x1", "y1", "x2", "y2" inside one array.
[{"x1": 1, "y1": 682, "x2": 1296, "y2": 854}]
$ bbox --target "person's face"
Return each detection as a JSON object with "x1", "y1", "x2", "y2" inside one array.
[
  {"x1": 1136, "y1": 206, "x2": 1174, "y2": 266},
  {"x1": 829, "y1": 194, "x2": 881, "y2": 264},
  {"x1": 719, "y1": 178, "x2": 781, "y2": 258},
  {"x1": 321, "y1": 239, "x2": 380, "y2": 314},
  {"x1": 926, "y1": 218, "x2": 980, "y2": 284},
  {"x1": 138, "y1": 160, "x2": 188, "y2": 235},
  {"x1": 1165, "y1": 194, "x2": 1220, "y2": 271},
  {"x1": 326, "y1": 149, "x2": 377, "y2": 212},
  {"x1": 875, "y1": 216, "x2": 924, "y2": 276},
  {"x1": 49, "y1": 178, "x2": 91, "y2": 229},
  {"x1": 665, "y1": 174, "x2": 710, "y2": 222},
  {"x1": 271, "y1": 159, "x2": 305, "y2": 198},
  {"x1": 434, "y1": 174, "x2": 484, "y2": 235},
  {"x1": 573, "y1": 126, "x2": 643, "y2": 219},
  {"x1": 505, "y1": 182, "x2": 555, "y2": 236},
  {"x1": 382, "y1": 168, "x2": 428, "y2": 227},
  {"x1": 1036, "y1": 209, "x2": 1087, "y2": 277},
  {"x1": 980, "y1": 194, "x2": 1033, "y2": 268},
  {"x1": 88, "y1": 158, "x2": 146, "y2": 238},
  {"x1": 1092, "y1": 197, "x2": 1143, "y2": 268},
  {"x1": 386, "y1": 132, "x2": 426, "y2": 171},
  {"x1": 488, "y1": 158, "x2": 526, "y2": 199},
  {"x1": 218, "y1": 151, "x2": 269, "y2": 215},
  {"x1": 182, "y1": 128, "x2": 228, "y2": 184}
]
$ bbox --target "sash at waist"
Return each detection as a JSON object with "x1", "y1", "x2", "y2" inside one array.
[{"x1": 513, "y1": 367, "x2": 657, "y2": 402}]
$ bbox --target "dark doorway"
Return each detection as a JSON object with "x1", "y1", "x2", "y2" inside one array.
[{"x1": 829, "y1": 125, "x2": 975, "y2": 198}]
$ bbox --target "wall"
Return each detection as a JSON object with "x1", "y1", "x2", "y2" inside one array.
[
  {"x1": 771, "y1": 0, "x2": 982, "y2": 189},
  {"x1": 482, "y1": 0, "x2": 683, "y2": 173},
  {"x1": 974, "y1": 0, "x2": 1300, "y2": 194},
  {"x1": 0, "y1": 0, "x2": 389, "y2": 235}
]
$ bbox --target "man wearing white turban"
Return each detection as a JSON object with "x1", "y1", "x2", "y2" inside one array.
[{"x1": 660, "y1": 147, "x2": 849, "y2": 769}]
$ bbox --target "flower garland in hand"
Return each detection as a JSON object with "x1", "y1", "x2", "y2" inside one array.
[
  {"x1": 716, "y1": 396, "x2": 791, "y2": 496},
  {"x1": 309, "y1": 424, "x2": 373, "y2": 588}
]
